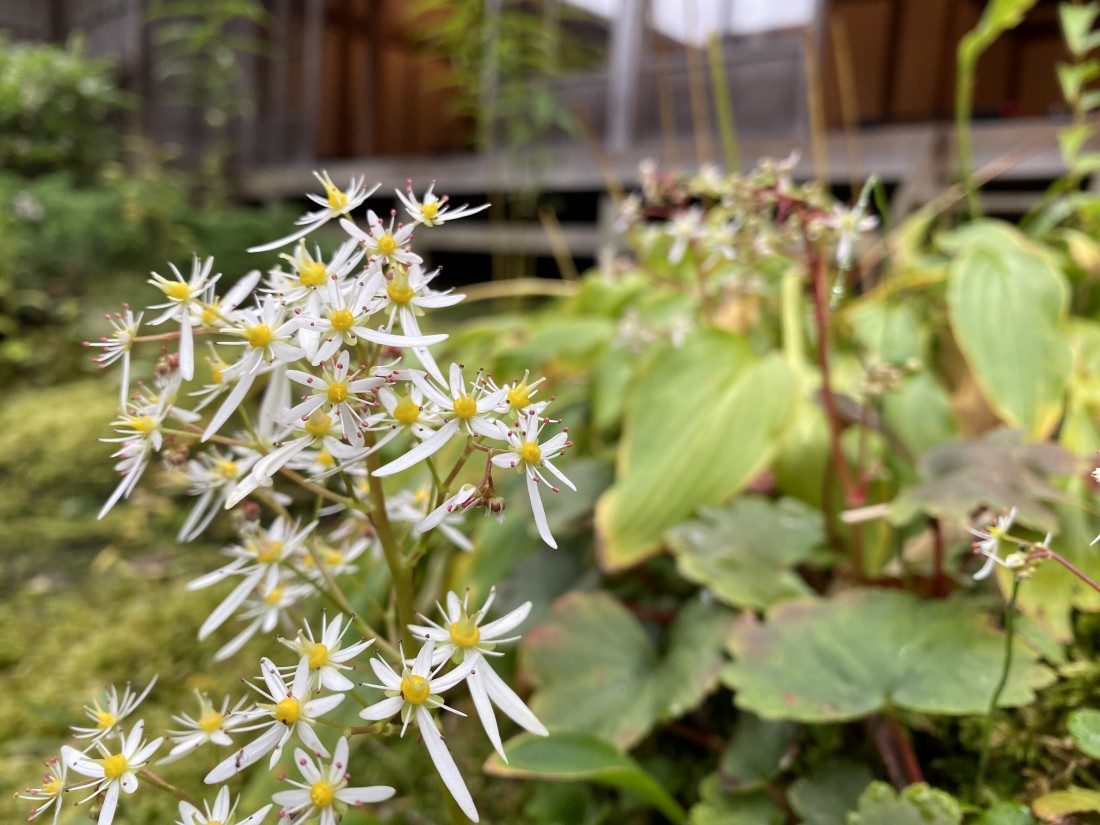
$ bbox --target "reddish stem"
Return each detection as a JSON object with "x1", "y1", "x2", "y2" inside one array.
[{"x1": 1029, "y1": 548, "x2": 1100, "y2": 594}]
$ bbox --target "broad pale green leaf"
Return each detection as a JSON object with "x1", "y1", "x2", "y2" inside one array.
[
  {"x1": 943, "y1": 220, "x2": 1071, "y2": 438},
  {"x1": 788, "y1": 762, "x2": 874, "y2": 825},
  {"x1": 882, "y1": 372, "x2": 958, "y2": 459},
  {"x1": 973, "y1": 803, "x2": 1036, "y2": 825},
  {"x1": 1032, "y1": 787, "x2": 1100, "y2": 819},
  {"x1": 1068, "y1": 709, "x2": 1100, "y2": 758},
  {"x1": 847, "y1": 782, "x2": 962, "y2": 825},
  {"x1": 666, "y1": 497, "x2": 823, "y2": 609},
  {"x1": 522, "y1": 591, "x2": 733, "y2": 749},
  {"x1": 485, "y1": 732, "x2": 687, "y2": 824},
  {"x1": 845, "y1": 301, "x2": 924, "y2": 363},
  {"x1": 596, "y1": 331, "x2": 796, "y2": 570},
  {"x1": 719, "y1": 713, "x2": 799, "y2": 789},
  {"x1": 722, "y1": 589, "x2": 1055, "y2": 722},
  {"x1": 688, "y1": 774, "x2": 785, "y2": 825}
]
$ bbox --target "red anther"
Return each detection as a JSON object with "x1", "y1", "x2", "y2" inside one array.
[
  {"x1": 562, "y1": 427, "x2": 569, "y2": 433},
  {"x1": 552, "y1": 487, "x2": 560, "y2": 493},
  {"x1": 565, "y1": 441, "x2": 573, "y2": 448}
]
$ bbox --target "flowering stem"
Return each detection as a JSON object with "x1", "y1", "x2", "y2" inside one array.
[
  {"x1": 137, "y1": 769, "x2": 196, "y2": 805},
  {"x1": 303, "y1": 544, "x2": 399, "y2": 660},
  {"x1": 974, "y1": 575, "x2": 1021, "y2": 799},
  {"x1": 364, "y1": 435, "x2": 417, "y2": 651},
  {"x1": 1029, "y1": 548, "x2": 1100, "y2": 594}
]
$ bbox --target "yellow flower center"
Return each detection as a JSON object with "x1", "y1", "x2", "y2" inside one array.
[
  {"x1": 201, "y1": 307, "x2": 217, "y2": 326},
  {"x1": 208, "y1": 821, "x2": 223, "y2": 825},
  {"x1": 400, "y1": 674, "x2": 431, "y2": 705},
  {"x1": 326, "y1": 187, "x2": 349, "y2": 211},
  {"x1": 43, "y1": 777, "x2": 62, "y2": 796},
  {"x1": 101, "y1": 753, "x2": 129, "y2": 780},
  {"x1": 95, "y1": 710, "x2": 117, "y2": 730},
  {"x1": 310, "y1": 781, "x2": 335, "y2": 808},
  {"x1": 386, "y1": 280, "x2": 415, "y2": 304},
  {"x1": 215, "y1": 459, "x2": 239, "y2": 478},
  {"x1": 323, "y1": 549, "x2": 343, "y2": 565},
  {"x1": 507, "y1": 385, "x2": 531, "y2": 409},
  {"x1": 254, "y1": 540, "x2": 284, "y2": 564},
  {"x1": 305, "y1": 411, "x2": 333, "y2": 437},
  {"x1": 453, "y1": 395, "x2": 477, "y2": 419},
  {"x1": 245, "y1": 324, "x2": 273, "y2": 349},
  {"x1": 162, "y1": 281, "x2": 191, "y2": 301},
  {"x1": 377, "y1": 234, "x2": 397, "y2": 256},
  {"x1": 198, "y1": 710, "x2": 224, "y2": 733},
  {"x1": 330, "y1": 309, "x2": 355, "y2": 331},
  {"x1": 315, "y1": 449, "x2": 335, "y2": 467},
  {"x1": 327, "y1": 382, "x2": 349, "y2": 404},
  {"x1": 274, "y1": 697, "x2": 301, "y2": 724},
  {"x1": 264, "y1": 587, "x2": 283, "y2": 604},
  {"x1": 307, "y1": 642, "x2": 330, "y2": 669},
  {"x1": 394, "y1": 396, "x2": 420, "y2": 425},
  {"x1": 520, "y1": 441, "x2": 542, "y2": 464},
  {"x1": 421, "y1": 200, "x2": 439, "y2": 220},
  {"x1": 126, "y1": 415, "x2": 156, "y2": 434},
  {"x1": 211, "y1": 365, "x2": 225, "y2": 384},
  {"x1": 449, "y1": 616, "x2": 481, "y2": 648},
  {"x1": 299, "y1": 260, "x2": 328, "y2": 287}
]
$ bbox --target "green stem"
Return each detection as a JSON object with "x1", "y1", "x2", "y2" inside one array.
[
  {"x1": 364, "y1": 435, "x2": 417, "y2": 651},
  {"x1": 137, "y1": 769, "x2": 196, "y2": 805},
  {"x1": 955, "y1": 43, "x2": 981, "y2": 220},
  {"x1": 974, "y1": 575, "x2": 1022, "y2": 799}
]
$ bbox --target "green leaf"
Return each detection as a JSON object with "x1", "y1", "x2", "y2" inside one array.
[
  {"x1": 722, "y1": 589, "x2": 1055, "y2": 722},
  {"x1": 845, "y1": 301, "x2": 924, "y2": 363},
  {"x1": 688, "y1": 774, "x2": 785, "y2": 825},
  {"x1": 881, "y1": 372, "x2": 958, "y2": 458},
  {"x1": 1068, "y1": 709, "x2": 1100, "y2": 758},
  {"x1": 889, "y1": 428, "x2": 1075, "y2": 534},
  {"x1": 847, "y1": 782, "x2": 962, "y2": 825},
  {"x1": 666, "y1": 497, "x2": 823, "y2": 609},
  {"x1": 596, "y1": 331, "x2": 796, "y2": 570},
  {"x1": 485, "y1": 732, "x2": 687, "y2": 824},
  {"x1": 1060, "y1": 3, "x2": 1100, "y2": 57},
  {"x1": 973, "y1": 802, "x2": 1037, "y2": 825},
  {"x1": 943, "y1": 220, "x2": 1071, "y2": 438},
  {"x1": 718, "y1": 713, "x2": 799, "y2": 789},
  {"x1": 1031, "y1": 787, "x2": 1100, "y2": 819},
  {"x1": 523, "y1": 591, "x2": 733, "y2": 749},
  {"x1": 788, "y1": 762, "x2": 874, "y2": 825}
]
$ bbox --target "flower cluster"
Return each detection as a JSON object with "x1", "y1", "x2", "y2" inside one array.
[{"x1": 24, "y1": 173, "x2": 568, "y2": 824}]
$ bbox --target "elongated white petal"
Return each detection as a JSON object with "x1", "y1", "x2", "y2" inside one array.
[
  {"x1": 526, "y1": 472, "x2": 557, "y2": 549},
  {"x1": 467, "y1": 667, "x2": 506, "y2": 761},
  {"x1": 416, "y1": 704, "x2": 478, "y2": 822},
  {"x1": 480, "y1": 657, "x2": 548, "y2": 735},
  {"x1": 199, "y1": 573, "x2": 261, "y2": 640},
  {"x1": 238, "y1": 803, "x2": 274, "y2": 825},
  {"x1": 431, "y1": 655, "x2": 478, "y2": 693},
  {"x1": 120, "y1": 771, "x2": 139, "y2": 793},
  {"x1": 358, "y1": 695, "x2": 404, "y2": 721},
  {"x1": 295, "y1": 721, "x2": 328, "y2": 759},
  {"x1": 372, "y1": 419, "x2": 459, "y2": 477},
  {"x1": 179, "y1": 311, "x2": 194, "y2": 380},
  {"x1": 336, "y1": 785, "x2": 397, "y2": 805},
  {"x1": 204, "y1": 724, "x2": 283, "y2": 783},
  {"x1": 203, "y1": 368, "x2": 257, "y2": 441},
  {"x1": 97, "y1": 781, "x2": 120, "y2": 825},
  {"x1": 478, "y1": 601, "x2": 532, "y2": 640},
  {"x1": 539, "y1": 459, "x2": 576, "y2": 491}
]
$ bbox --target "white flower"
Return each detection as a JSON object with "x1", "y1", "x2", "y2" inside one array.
[
  {"x1": 393, "y1": 487, "x2": 474, "y2": 551},
  {"x1": 204, "y1": 657, "x2": 345, "y2": 783},
  {"x1": 409, "y1": 589, "x2": 548, "y2": 761},
  {"x1": 273, "y1": 737, "x2": 394, "y2": 825},
  {"x1": 279, "y1": 612, "x2": 374, "y2": 692},
  {"x1": 372, "y1": 364, "x2": 508, "y2": 478},
  {"x1": 416, "y1": 484, "x2": 485, "y2": 547},
  {"x1": 86, "y1": 305, "x2": 142, "y2": 405},
  {"x1": 340, "y1": 209, "x2": 421, "y2": 265},
  {"x1": 177, "y1": 786, "x2": 272, "y2": 825},
  {"x1": 63, "y1": 720, "x2": 163, "y2": 825},
  {"x1": 395, "y1": 180, "x2": 489, "y2": 227},
  {"x1": 666, "y1": 206, "x2": 705, "y2": 264},
  {"x1": 193, "y1": 268, "x2": 262, "y2": 330},
  {"x1": 487, "y1": 369, "x2": 549, "y2": 417},
  {"x1": 213, "y1": 580, "x2": 315, "y2": 662},
  {"x1": 159, "y1": 691, "x2": 257, "y2": 765},
  {"x1": 178, "y1": 449, "x2": 258, "y2": 541},
  {"x1": 248, "y1": 172, "x2": 380, "y2": 253},
  {"x1": 147, "y1": 255, "x2": 218, "y2": 380},
  {"x1": 359, "y1": 640, "x2": 479, "y2": 822},
  {"x1": 188, "y1": 518, "x2": 316, "y2": 640},
  {"x1": 491, "y1": 411, "x2": 574, "y2": 549},
  {"x1": 71, "y1": 676, "x2": 158, "y2": 742},
  {"x1": 824, "y1": 202, "x2": 878, "y2": 270},
  {"x1": 273, "y1": 238, "x2": 364, "y2": 312},
  {"x1": 201, "y1": 296, "x2": 305, "y2": 440},
  {"x1": 16, "y1": 755, "x2": 67, "y2": 825},
  {"x1": 970, "y1": 507, "x2": 1018, "y2": 580},
  {"x1": 284, "y1": 350, "x2": 389, "y2": 446}
]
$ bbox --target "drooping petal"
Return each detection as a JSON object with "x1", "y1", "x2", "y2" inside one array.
[
  {"x1": 358, "y1": 695, "x2": 404, "y2": 721},
  {"x1": 416, "y1": 705, "x2": 478, "y2": 822},
  {"x1": 467, "y1": 666, "x2": 506, "y2": 761},
  {"x1": 479, "y1": 657, "x2": 549, "y2": 736}
]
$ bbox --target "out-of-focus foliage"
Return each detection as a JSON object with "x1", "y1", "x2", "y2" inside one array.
[{"x1": 0, "y1": 35, "x2": 128, "y2": 182}]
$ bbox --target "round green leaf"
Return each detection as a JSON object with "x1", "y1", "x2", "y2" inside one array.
[
  {"x1": 666, "y1": 497, "x2": 823, "y2": 609},
  {"x1": 522, "y1": 591, "x2": 733, "y2": 749},
  {"x1": 788, "y1": 762, "x2": 874, "y2": 825},
  {"x1": 944, "y1": 220, "x2": 1071, "y2": 438},
  {"x1": 722, "y1": 589, "x2": 1055, "y2": 722},
  {"x1": 847, "y1": 782, "x2": 962, "y2": 825},
  {"x1": 688, "y1": 774, "x2": 785, "y2": 825},
  {"x1": 1069, "y1": 709, "x2": 1100, "y2": 758},
  {"x1": 596, "y1": 331, "x2": 795, "y2": 571},
  {"x1": 1032, "y1": 787, "x2": 1100, "y2": 820},
  {"x1": 485, "y1": 732, "x2": 686, "y2": 824}
]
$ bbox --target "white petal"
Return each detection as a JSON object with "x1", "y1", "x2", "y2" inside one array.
[
  {"x1": 204, "y1": 725, "x2": 283, "y2": 783},
  {"x1": 97, "y1": 782, "x2": 120, "y2": 825},
  {"x1": 372, "y1": 419, "x2": 459, "y2": 477},
  {"x1": 412, "y1": 639, "x2": 436, "y2": 676},
  {"x1": 238, "y1": 804, "x2": 274, "y2": 825},
  {"x1": 199, "y1": 573, "x2": 261, "y2": 640},
  {"x1": 480, "y1": 658, "x2": 549, "y2": 735},
  {"x1": 479, "y1": 602, "x2": 532, "y2": 640},
  {"x1": 416, "y1": 705, "x2": 478, "y2": 822},
  {"x1": 179, "y1": 311, "x2": 194, "y2": 380},
  {"x1": 336, "y1": 785, "x2": 397, "y2": 805},
  {"x1": 526, "y1": 473, "x2": 557, "y2": 549},
  {"x1": 358, "y1": 695, "x2": 404, "y2": 721},
  {"x1": 467, "y1": 667, "x2": 506, "y2": 761},
  {"x1": 120, "y1": 772, "x2": 139, "y2": 793},
  {"x1": 202, "y1": 369, "x2": 257, "y2": 441},
  {"x1": 369, "y1": 657, "x2": 402, "y2": 689}
]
